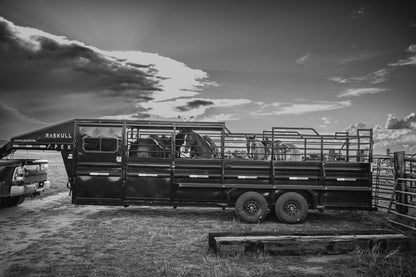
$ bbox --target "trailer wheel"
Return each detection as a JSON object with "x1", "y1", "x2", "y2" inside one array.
[
  {"x1": 235, "y1": 192, "x2": 268, "y2": 223},
  {"x1": 275, "y1": 192, "x2": 308, "y2": 224},
  {"x1": 3, "y1": 196, "x2": 25, "y2": 208}
]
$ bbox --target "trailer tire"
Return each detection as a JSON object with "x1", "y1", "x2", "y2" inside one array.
[
  {"x1": 275, "y1": 192, "x2": 308, "y2": 224},
  {"x1": 235, "y1": 192, "x2": 268, "y2": 223}
]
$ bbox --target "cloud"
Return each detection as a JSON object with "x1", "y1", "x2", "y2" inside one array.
[
  {"x1": 321, "y1": 116, "x2": 332, "y2": 125},
  {"x1": 0, "y1": 17, "x2": 161, "y2": 96},
  {"x1": 0, "y1": 102, "x2": 46, "y2": 139},
  {"x1": 327, "y1": 76, "x2": 349, "y2": 84},
  {"x1": 251, "y1": 100, "x2": 351, "y2": 117},
  {"x1": 328, "y1": 68, "x2": 390, "y2": 85},
  {"x1": 337, "y1": 53, "x2": 369, "y2": 65},
  {"x1": 0, "y1": 17, "x2": 218, "y2": 122},
  {"x1": 175, "y1": 99, "x2": 214, "y2": 112},
  {"x1": 344, "y1": 121, "x2": 368, "y2": 135},
  {"x1": 338, "y1": 87, "x2": 388, "y2": 98},
  {"x1": 351, "y1": 6, "x2": 366, "y2": 19},
  {"x1": 388, "y1": 56, "x2": 416, "y2": 67},
  {"x1": 318, "y1": 116, "x2": 337, "y2": 128},
  {"x1": 353, "y1": 68, "x2": 389, "y2": 84},
  {"x1": 198, "y1": 113, "x2": 240, "y2": 122},
  {"x1": 344, "y1": 116, "x2": 416, "y2": 154},
  {"x1": 140, "y1": 98, "x2": 252, "y2": 119},
  {"x1": 388, "y1": 43, "x2": 416, "y2": 66},
  {"x1": 295, "y1": 52, "x2": 311, "y2": 65},
  {"x1": 385, "y1": 113, "x2": 416, "y2": 129}
]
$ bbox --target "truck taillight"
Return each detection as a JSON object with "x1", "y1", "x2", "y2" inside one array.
[{"x1": 13, "y1": 166, "x2": 25, "y2": 182}]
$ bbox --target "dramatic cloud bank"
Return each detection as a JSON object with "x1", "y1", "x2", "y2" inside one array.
[
  {"x1": 346, "y1": 112, "x2": 416, "y2": 153},
  {"x1": 385, "y1": 113, "x2": 416, "y2": 129},
  {"x1": 0, "y1": 17, "x2": 221, "y2": 124}
]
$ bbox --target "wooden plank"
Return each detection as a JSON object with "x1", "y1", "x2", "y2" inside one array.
[{"x1": 209, "y1": 231, "x2": 412, "y2": 256}]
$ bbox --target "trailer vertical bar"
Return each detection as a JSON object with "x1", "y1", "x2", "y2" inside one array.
[
  {"x1": 122, "y1": 122, "x2": 127, "y2": 203},
  {"x1": 221, "y1": 127, "x2": 225, "y2": 185}
]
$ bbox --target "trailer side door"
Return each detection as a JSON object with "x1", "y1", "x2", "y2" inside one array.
[{"x1": 74, "y1": 125, "x2": 123, "y2": 204}]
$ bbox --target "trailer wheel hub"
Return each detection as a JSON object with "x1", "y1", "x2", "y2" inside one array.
[
  {"x1": 285, "y1": 201, "x2": 299, "y2": 216},
  {"x1": 245, "y1": 201, "x2": 259, "y2": 215}
]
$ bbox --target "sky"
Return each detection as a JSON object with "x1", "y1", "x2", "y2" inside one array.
[{"x1": 0, "y1": 0, "x2": 415, "y2": 153}]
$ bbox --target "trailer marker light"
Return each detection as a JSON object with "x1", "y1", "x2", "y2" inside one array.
[
  {"x1": 238, "y1": 176, "x2": 257, "y2": 179},
  {"x1": 90, "y1": 172, "x2": 109, "y2": 176},
  {"x1": 139, "y1": 173, "x2": 158, "y2": 177},
  {"x1": 289, "y1": 177, "x2": 309, "y2": 180},
  {"x1": 337, "y1": 178, "x2": 356, "y2": 181},
  {"x1": 189, "y1": 175, "x2": 209, "y2": 178}
]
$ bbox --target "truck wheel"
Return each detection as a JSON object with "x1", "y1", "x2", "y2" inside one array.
[
  {"x1": 235, "y1": 192, "x2": 268, "y2": 223},
  {"x1": 275, "y1": 192, "x2": 308, "y2": 224},
  {"x1": 3, "y1": 196, "x2": 25, "y2": 207},
  {"x1": 0, "y1": 198, "x2": 6, "y2": 208}
]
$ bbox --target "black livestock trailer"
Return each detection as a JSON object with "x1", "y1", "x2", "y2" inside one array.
[{"x1": 0, "y1": 119, "x2": 374, "y2": 223}]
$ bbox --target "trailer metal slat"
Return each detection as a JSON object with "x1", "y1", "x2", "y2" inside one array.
[
  {"x1": 138, "y1": 173, "x2": 159, "y2": 177},
  {"x1": 175, "y1": 183, "x2": 370, "y2": 191},
  {"x1": 336, "y1": 178, "x2": 357, "y2": 181},
  {"x1": 89, "y1": 172, "x2": 110, "y2": 176},
  {"x1": 289, "y1": 177, "x2": 309, "y2": 180},
  {"x1": 189, "y1": 174, "x2": 209, "y2": 178},
  {"x1": 237, "y1": 176, "x2": 258, "y2": 179}
]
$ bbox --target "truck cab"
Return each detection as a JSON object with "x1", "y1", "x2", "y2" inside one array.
[{"x1": 0, "y1": 159, "x2": 50, "y2": 208}]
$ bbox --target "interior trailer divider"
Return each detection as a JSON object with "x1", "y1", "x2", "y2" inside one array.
[{"x1": 0, "y1": 119, "x2": 374, "y2": 223}]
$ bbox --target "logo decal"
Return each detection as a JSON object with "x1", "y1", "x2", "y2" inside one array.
[{"x1": 45, "y1": 133, "x2": 72, "y2": 139}]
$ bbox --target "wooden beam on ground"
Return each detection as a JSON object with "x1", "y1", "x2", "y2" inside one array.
[{"x1": 208, "y1": 230, "x2": 413, "y2": 256}]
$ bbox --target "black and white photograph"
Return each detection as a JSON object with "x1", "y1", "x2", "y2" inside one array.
[{"x1": 1, "y1": 0, "x2": 415, "y2": 276}]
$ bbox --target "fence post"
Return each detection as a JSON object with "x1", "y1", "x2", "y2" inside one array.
[{"x1": 394, "y1": 151, "x2": 408, "y2": 214}]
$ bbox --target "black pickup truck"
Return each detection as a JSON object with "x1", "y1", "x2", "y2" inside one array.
[{"x1": 0, "y1": 159, "x2": 50, "y2": 208}]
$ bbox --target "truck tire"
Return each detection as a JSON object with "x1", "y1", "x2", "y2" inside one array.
[
  {"x1": 0, "y1": 197, "x2": 6, "y2": 208},
  {"x1": 235, "y1": 192, "x2": 268, "y2": 223},
  {"x1": 3, "y1": 196, "x2": 25, "y2": 208},
  {"x1": 275, "y1": 192, "x2": 308, "y2": 224}
]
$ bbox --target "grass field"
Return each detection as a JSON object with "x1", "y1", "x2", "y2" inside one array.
[{"x1": 1, "y1": 150, "x2": 415, "y2": 276}]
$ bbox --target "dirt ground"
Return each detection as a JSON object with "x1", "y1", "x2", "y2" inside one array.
[
  {"x1": 1, "y1": 192, "x2": 393, "y2": 277},
  {"x1": 0, "y1": 151, "x2": 403, "y2": 276}
]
